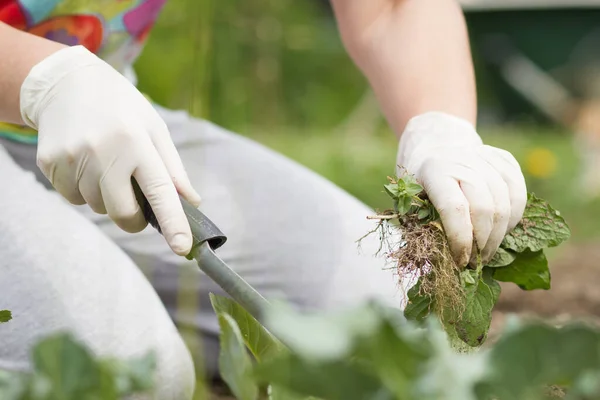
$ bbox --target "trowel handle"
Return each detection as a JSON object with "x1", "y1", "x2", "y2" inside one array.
[{"x1": 132, "y1": 178, "x2": 227, "y2": 252}]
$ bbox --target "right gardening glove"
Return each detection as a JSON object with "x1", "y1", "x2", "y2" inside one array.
[
  {"x1": 20, "y1": 45, "x2": 201, "y2": 256},
  {"x1": 396, "y1": 112, "x2": 527, "y2": 267}
]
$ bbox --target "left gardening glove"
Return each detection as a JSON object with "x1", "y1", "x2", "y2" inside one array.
[
  {"x1": 20, "y1": 45, "x2": 201, "y2": 256},
  {"x1": 396, "y1": 111, "x2": 527, "y2": 267}
]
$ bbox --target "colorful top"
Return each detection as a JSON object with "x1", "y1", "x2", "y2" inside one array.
[{"x1": 0, "y1": 0, "x2": 167, "y2": 143}]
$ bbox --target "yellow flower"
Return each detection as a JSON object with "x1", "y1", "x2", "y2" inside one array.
[{"x1": 525, "y1": 147, "x2": 557, "y2": 179}]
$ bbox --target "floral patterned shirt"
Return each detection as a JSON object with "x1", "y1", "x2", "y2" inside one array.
[{"x1": 0, "y1": 0, "x2": 168, "y2": 143}]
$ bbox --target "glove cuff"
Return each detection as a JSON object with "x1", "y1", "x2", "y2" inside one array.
[
  {"x1": 20, "y1": 45, "x2": 103, "y2": 129},
  {"x1": 397, "y1": 111, "x2": 482, "y2": 168}
]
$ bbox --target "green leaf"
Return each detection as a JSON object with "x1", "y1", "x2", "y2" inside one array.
[
  {"x1": 108, "y1": 352, "x2": 156, "y2": 396},
  {"x1": 383, "y1": 183, "x2": 400, "y2": 199},
  {"x1": 501, "y1": 193, "x2": 571, "y2": 253},
  {"x1": 417, "y1": 208, "x2": 430, "y2": 220},
  {"x1": 0, "y1": 333, "x2": 155, "y2": 400},
  {"x1": 482, "y1": 267, "x2": 501, "y2": 303},
  {"x1": 210, "y1": 294, "x2": 284, "y2": 362},
  {"x1": 269, "y1": 385, "x2": 322, "y2": 400},
  {"x1": 493, "y1": 250, "x2": 551, "y2": 290},
  {"x1": 483, "y1": 323, "x2": 600, "y2": 398},
  {"x1": 486, "y1": 248, "x2": 517, "y2": 268},
  {"x1": 445, "y1": 271, "x2": 498, "y2": 347},
  {"x1": 461, "y1": 270, "x2": 477, "y2": 286},
  {"x1": 259, "y1": 301, "x2": 428, "y2": 400},
  {"x1": 255, "y1": 353, "x2": 389, "y2": 400},
  {"x1": 396, "y1": 196, "x2": 412, "y2": 215},
  {"x1": 569, "y1": 370, "x2": 600, "y2": 399},
  {"x1": 0, "y1": 370, "x2": 28, "y2": 399},
  {"x1": 218, "y1": 313, "x2": 259, "y2": 400},
  {"x1": 405, "y1": 182, "x2": 424, "y2": 197},
  {"x1": 0, "y1": 310, "x2": 11, "y2": 323},
  {"x1": 32, "y1": 333, "x2": 106, "y2": 399},
  {"x1": 404, "y1": 279, "x2": 432, "y2": 322}
]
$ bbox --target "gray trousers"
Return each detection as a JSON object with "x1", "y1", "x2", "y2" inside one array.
[{"x1": 0, "y1": 105, "x2": 403, "y2": 399}]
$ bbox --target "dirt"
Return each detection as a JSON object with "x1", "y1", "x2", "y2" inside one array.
[{"x1": 490, "y1": 241, "x2": 600, "y2": 339}]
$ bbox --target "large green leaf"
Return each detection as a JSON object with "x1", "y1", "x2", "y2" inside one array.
[
  {"x1": 218, "y1": 313, "x2": 259, "y2": 400},
  {"x1": 493, "y1": 250, "x2": 551, "y2": 290},
  {"x1": 445, "y1": 270, "x2": 498, "y2": 347},
  {"x1": 0, "y1": 334, "x2": 156, "y2": 400},
  {"x1": 268, "y1": 385, "x2": 322, "y2": 400},
  {"x1": 32, "y1": 333, "x2": 109, "y2": 399},
  {"x1": 0, "y1": 310, "x2": 12, "y2": 323},
  {"x1": 262, "y1": 301, "x2": 429, "y2": 399},
  {"x1": 210, "y1": 294, "x2": 284, "y2": 362},
  {"x1": 255, "y1": 353, "x2": 389, "y2": 400},
  {"x1": 483, "y1": 323, "x2": 600, "y2": 398},
  {"x1": 501, "y1": 194, "x2": 570, "y2": 253}
]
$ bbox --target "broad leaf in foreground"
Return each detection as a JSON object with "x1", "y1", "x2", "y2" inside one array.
[
  {"x1": 210, "y1": 294, "x2": 284, "y2": 362},
  {"x1": 32, "y1": 333, "x2": 107, "y2": 398},
  {"x1": 27, "y1": 333, "x2": 155, "y2": 399},
  {"x1": 217, "y1": 313, "x2": 259, "y2": 400},
  {"x1": 481, "y1": 323, "x2": 600, "y2": 399},
  {"x1": 259, "y1": 301, "x2": 430, "y2": 399}
]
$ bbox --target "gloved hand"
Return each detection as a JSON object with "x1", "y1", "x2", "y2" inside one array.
[
  {"x1": 396, "y1": 112, "x2": 527, "y2": 266},
  {"x1": 20, "y1": 45, "x2": 201, "y2": 256}
]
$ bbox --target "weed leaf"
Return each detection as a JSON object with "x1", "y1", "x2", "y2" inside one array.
[
  {"x1": 217, "y1": 313, "x2": 259, "y2": 400},
  {"x1": 493, "y1": 250, "x2": 551, "y2": 290}
]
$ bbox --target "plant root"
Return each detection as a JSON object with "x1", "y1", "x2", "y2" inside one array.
[{"x1": 364, "y1": 213, "x2": 465, "y2": 319}]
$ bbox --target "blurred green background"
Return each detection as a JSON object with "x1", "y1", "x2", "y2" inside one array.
[{"x1": 134, "y1": 0, "x2": 600, "y2": 245}]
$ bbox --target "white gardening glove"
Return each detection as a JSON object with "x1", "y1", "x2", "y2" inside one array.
[
  {"x1": 20, "y1": 45, "x2": 202, "y2": 256},
  {"x1": 397, "y1": 112, "x2": 527, "y2": 266}
]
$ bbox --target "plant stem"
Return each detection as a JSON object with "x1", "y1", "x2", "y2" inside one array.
[
  {"x1": 367, "y1": 214, "x2": 400, "y2": 220},
  {"x1": 192, "y1": 242, "x2": 270, "y2": 320}
]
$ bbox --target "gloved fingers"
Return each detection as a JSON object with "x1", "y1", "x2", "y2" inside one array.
[
  {"x1": 453, "y1": 169, "x2": 495, "y2": 257},
  {"x1": 99, "y1": 157, "x2": 148, "y2": 234},
  {"x1": 149, "y1": 121, "x2": 202, "y2": 207},
  {"x1": 79, "y1": 172, "x2": 107, "y2": 214},
  {"x1": 479, "y1": 165, "x2": 511, "y2": 263},
  {"x1": 37, "y1": 150, "x2": 86, "y2": 205},
  {"x1": 420, "y1": 163, "x2": 473, "y2": 267},
  {"x1": 133, "y1": 140, "x2": 193, "y2": 256},
  {"x1": 481, "y1": 146, "x2": 528, "y2": 232}
]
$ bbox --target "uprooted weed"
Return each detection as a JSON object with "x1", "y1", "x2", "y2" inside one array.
[{"x1": 359, "y1": 175, "x2": 466, "y2": 322}]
